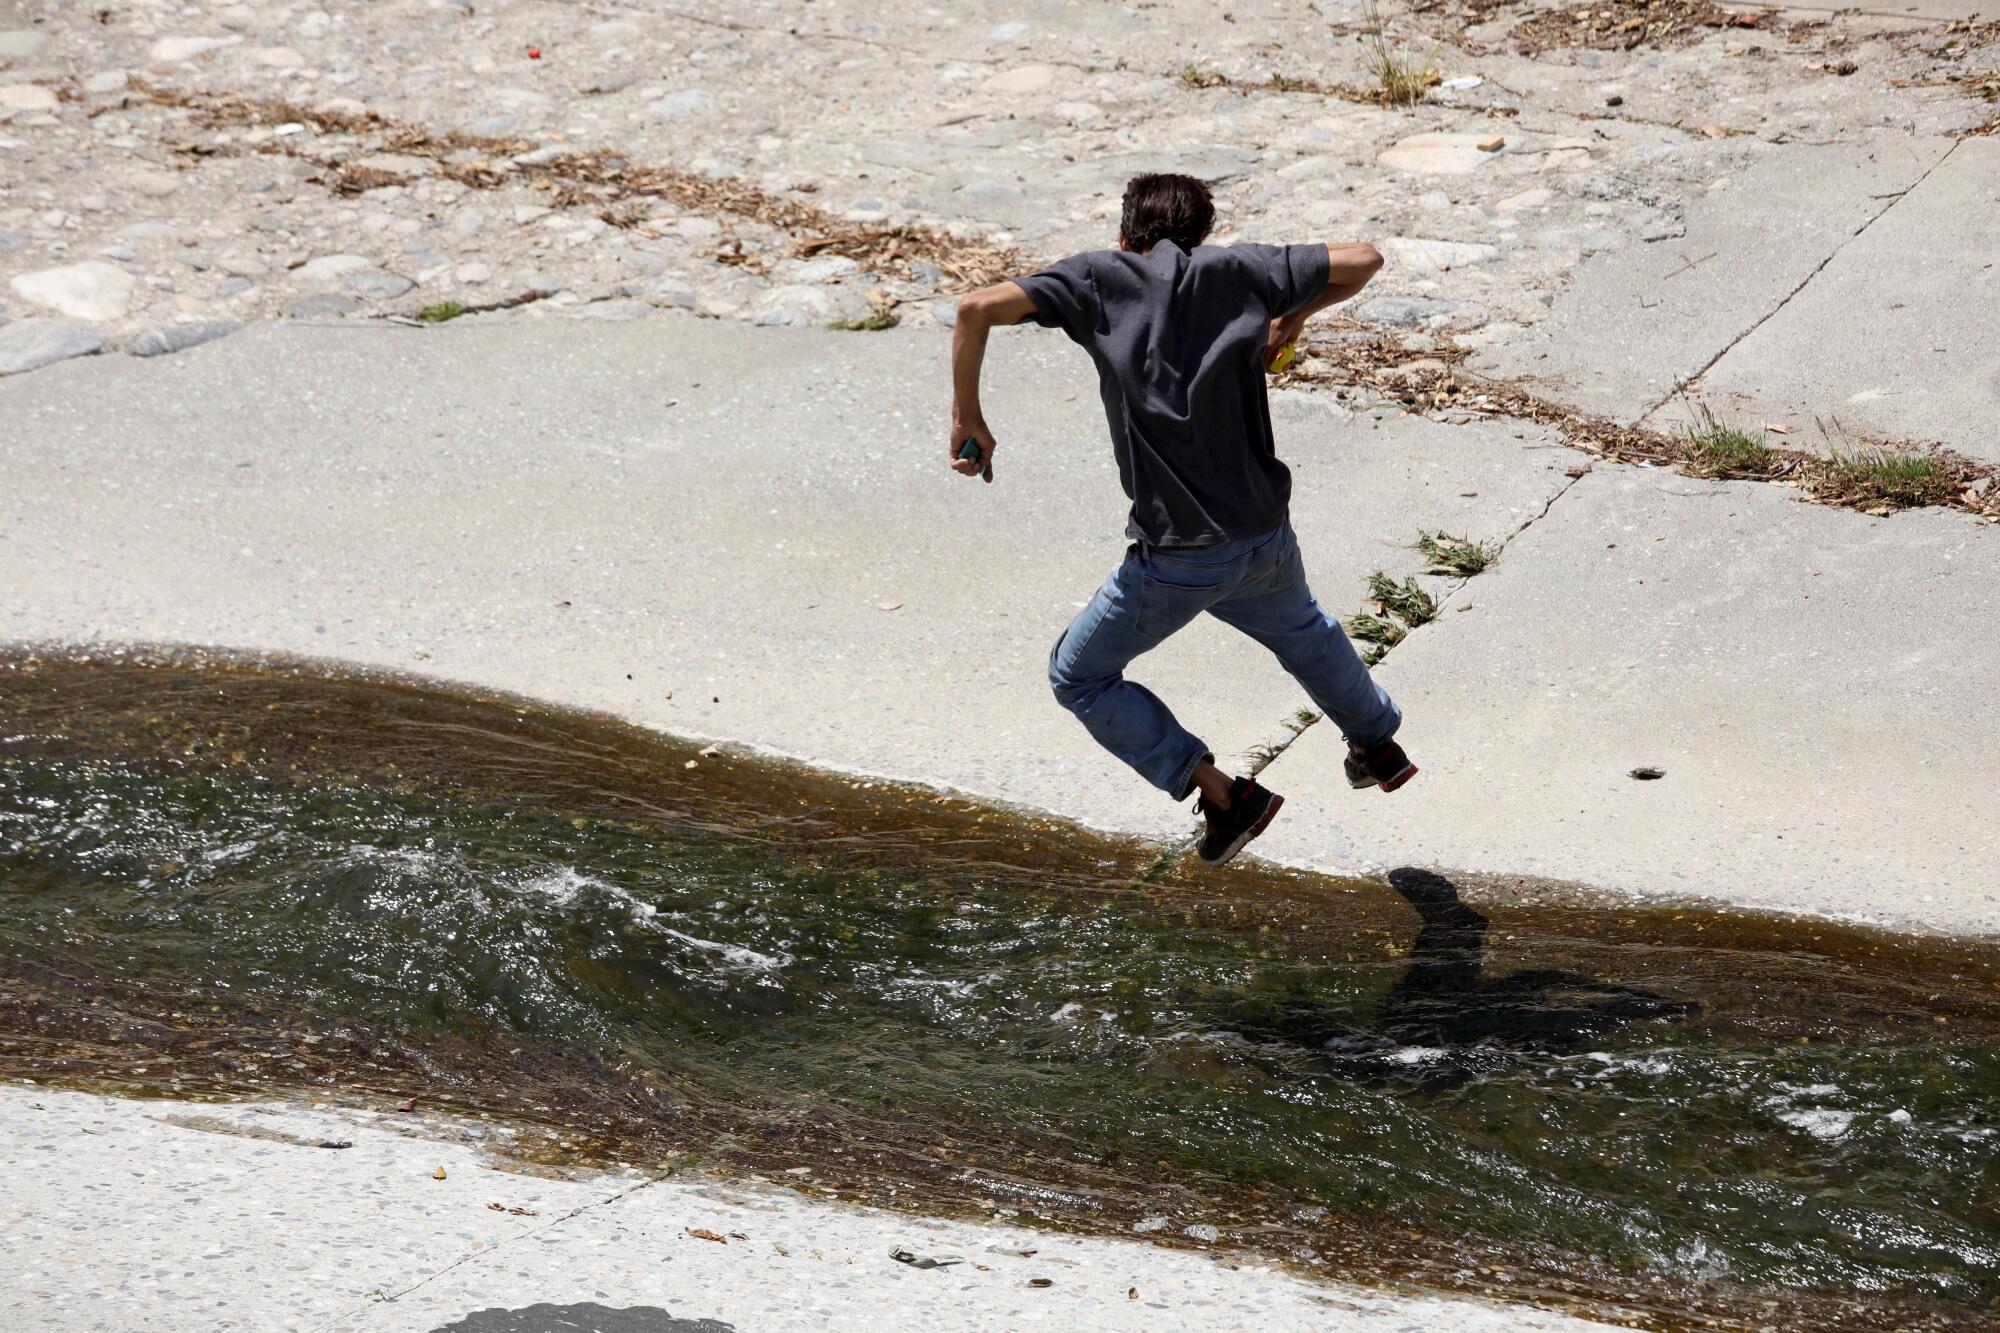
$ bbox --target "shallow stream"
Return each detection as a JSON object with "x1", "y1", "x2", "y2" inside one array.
[{"x1": 2, "y1": 651, "x2": 1996, "y2": 1330}]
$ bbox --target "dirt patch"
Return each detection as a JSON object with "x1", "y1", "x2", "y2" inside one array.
[{"x1": 1497, "y1": 0, "x2": 1775, "y2": 54}]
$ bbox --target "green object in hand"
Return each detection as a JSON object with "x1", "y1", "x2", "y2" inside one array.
[{"x1": 957, "y1": 438, "x2": 983, "y2": 465}]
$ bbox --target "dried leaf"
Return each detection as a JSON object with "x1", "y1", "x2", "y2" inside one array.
[{"x1": 686, "y1": 1227, "x2": 727, "y2": 1244}]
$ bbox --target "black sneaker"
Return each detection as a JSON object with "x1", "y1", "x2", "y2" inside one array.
[
  {"x1": 1345, "y1": 738, "x2": 1418, "y2": 792},
  {"x1": 1194, "y1": 777, "x2": 1285, "y2": 865}
]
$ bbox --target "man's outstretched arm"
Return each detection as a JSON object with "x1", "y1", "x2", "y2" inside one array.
[
  {"x1": 1266, "y1": 243, "x2": 1384, "y2": 369},
  {"x1": 950, "y1": 280, "x2": 1039, "y2": 483}
]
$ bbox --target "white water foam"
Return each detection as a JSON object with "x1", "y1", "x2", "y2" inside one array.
[
  {"x1": 1777, "y1": 1108, "x2": 1856, "y2": 1140},
  {"x1": 517, "y1": 866, "x2": 792, "y2": 974}
]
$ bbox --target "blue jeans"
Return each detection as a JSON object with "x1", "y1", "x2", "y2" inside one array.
[{"x1": 1048, "y1": 520, "x2": 1401, "y2": 801}]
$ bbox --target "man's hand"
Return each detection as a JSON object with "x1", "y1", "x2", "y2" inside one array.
[
  {"x1": 950, "y1": 414, "x2": 996, "y2": 483},
  {"x1": 1266, "y1": 310, "x2": 1307, "y2": 372},
  {"x1": 949, "y1": 281, "x2": 1035, "y2": 488}
]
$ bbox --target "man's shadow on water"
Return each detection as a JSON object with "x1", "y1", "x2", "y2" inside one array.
[{"x1": 1238, "y1": 869, "x2": 1698, "y2": 1094}]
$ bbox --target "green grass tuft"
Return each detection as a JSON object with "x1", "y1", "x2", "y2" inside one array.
[
  {"x1": 1826, "y1": 448, "x2": 1954, "y2": 508},
  {"x1": 1678, "y1": 402, "x2": 1776, "y2": 476},
  {"x1": 417, "y1": 300, "x2": 466, "y2": 325},
  {"x1": 827, "y1": 311, "x2": 900, "y2": 332},
  {"x1": 1415, "y1": 530, "x2": 1497, "y2": 578},
  {"x1": 1366, "y1": 572, "x2": 1437, "y2": 627}
]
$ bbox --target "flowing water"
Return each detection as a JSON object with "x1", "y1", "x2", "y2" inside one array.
[{"x1": 2, "y1": 650, "x2": 1997, "y2": 1331}]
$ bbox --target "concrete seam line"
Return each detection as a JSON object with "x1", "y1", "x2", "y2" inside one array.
[
  {"x1": 306, "y1": 1172, "x2": 670, "y2": 1332},
  {"x1": 1235, "y1": 470, "x2": 1586, "y2": 809},
  {"x1": 1639, "y1": 137, "x2": 1964, "y2": 421}
]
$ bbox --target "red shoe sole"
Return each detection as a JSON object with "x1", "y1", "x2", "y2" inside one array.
[
  {"x1": 1377, "y1": 763, "x2": 1417, "y2": 793},
  {"x1": 1206, "y1": 792, "x2": 1285, "y2": 866},
  {"x1": 1248, "y1": 791, "x2": 1285, "y2": 836}
]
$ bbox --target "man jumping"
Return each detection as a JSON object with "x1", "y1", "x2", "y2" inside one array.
[{"x1": 949, "y1": 172, "x2": 1416, "y2": 866}]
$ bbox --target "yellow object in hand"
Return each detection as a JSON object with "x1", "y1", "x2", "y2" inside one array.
[{"x1": 1268, "y1": 343, "x2": 1297, "y2": 375}]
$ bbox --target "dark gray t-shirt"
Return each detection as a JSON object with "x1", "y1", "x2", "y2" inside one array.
[{"x1": 1015, "y1": 240, "x2": 1330, "y2": 547}]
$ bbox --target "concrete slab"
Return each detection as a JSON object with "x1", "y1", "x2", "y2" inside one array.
[
  {"x1": 1475, "y1": 135, "x2": 1954, "y2": 424},
  {"x1": 1673, "y1": 138, "x2": 2000, "y2": 463},
  {"x1": 0, "y1": 317, "x2": 1582, "y2": 842},
  {"x1": 1253, "y1": 463, "x2": 2000, "y2": 935},
  {"x1": 0, "y1": 1084, "x2": 1628, "y2": 1333}
]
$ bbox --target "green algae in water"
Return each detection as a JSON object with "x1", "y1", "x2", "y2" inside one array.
[{"x1": 2, "y1": 653, "x2": 1999, "y2": 1331}]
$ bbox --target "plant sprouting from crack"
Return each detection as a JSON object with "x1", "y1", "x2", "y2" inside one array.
[
  {"x1": 1347, "y1": 612, "x2": 1408, "y2": 652},
  {"x1": 1362, "y1": 0, "x2": 1444, "y2": 107},
  {"x1": 1367, "y1": 572, "x2": 1437, "y2": 627},
  {"x1": 1678, "y1": 402, "x2": 1778, "y2": 477},
  {"x1": 1827, "y1": 448, "x2": 1954, "y2": 508},
  {"x1": 1415, "y1": 530, "x2": 1498, "y2": 577}
]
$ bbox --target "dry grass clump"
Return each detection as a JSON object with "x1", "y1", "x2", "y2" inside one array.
[{"x1": 1416, "y1": 531, "x2": 1500, "y2": 577}]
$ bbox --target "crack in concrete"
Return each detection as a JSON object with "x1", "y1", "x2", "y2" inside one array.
[
  {"x1": 309, "y1": 1171, "x2": 669, "y2": 1332},
  {"x1": 1146, "y1": 463, "x2": 1589, "y2": 871},
  {"x1": 1639, "y1": 137, "x2": 1964, "y2": 420},
  {"x1": 1237, "y1": 463, "x2": 1589, "y2": 786}
]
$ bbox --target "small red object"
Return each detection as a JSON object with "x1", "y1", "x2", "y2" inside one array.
[{"x1": 527, "y1": 46, "x2": 542, "y2": 59}]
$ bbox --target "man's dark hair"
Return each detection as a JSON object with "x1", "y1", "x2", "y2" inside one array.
[{"x1": 1120, "y1": 173, "x2": 1214, "y2": 254}]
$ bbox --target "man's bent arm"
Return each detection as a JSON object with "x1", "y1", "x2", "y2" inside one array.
[
  {"x1": 1268, "y1": 243, "x2": 1383, "y2": 365},
  {"x1": 1298, "y1": 242, "x2": 1385, "y2": 321},
  {"x1": 950, "y1": 280, "x2": 1038, "y2": 482}
]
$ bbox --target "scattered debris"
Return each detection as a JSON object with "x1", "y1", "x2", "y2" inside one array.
[
  {"x1": 1175, "y1": 60, "x2": 1419, "y2": 108},
  {"x1": 1278, "y1": 326, "x2": 2000, "y2": 522},
  {"x1": 1507, "y1": 0, "x2": 1774, "y2": 55},
  {"x1": 685, "y1": 1227, "x2": 729, "y2": 1244},
  {"x1": 130, "y1": 84, "x2": 1022, "y2": 292},
  {"x1": 889, "y1": 1244, "x2": 964, "y2": 1268},
  {"x1": 488, "y1": 1201, "x2": 541, "y2": 1216}
]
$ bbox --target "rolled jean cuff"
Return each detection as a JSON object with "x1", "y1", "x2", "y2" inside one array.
[
  {"x1": 1348, "y1": 702, "x2": 1404, "y2": 751},
  {"x1": 1168, "y1": 748, "x2": 1213, "y2": 802}
]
